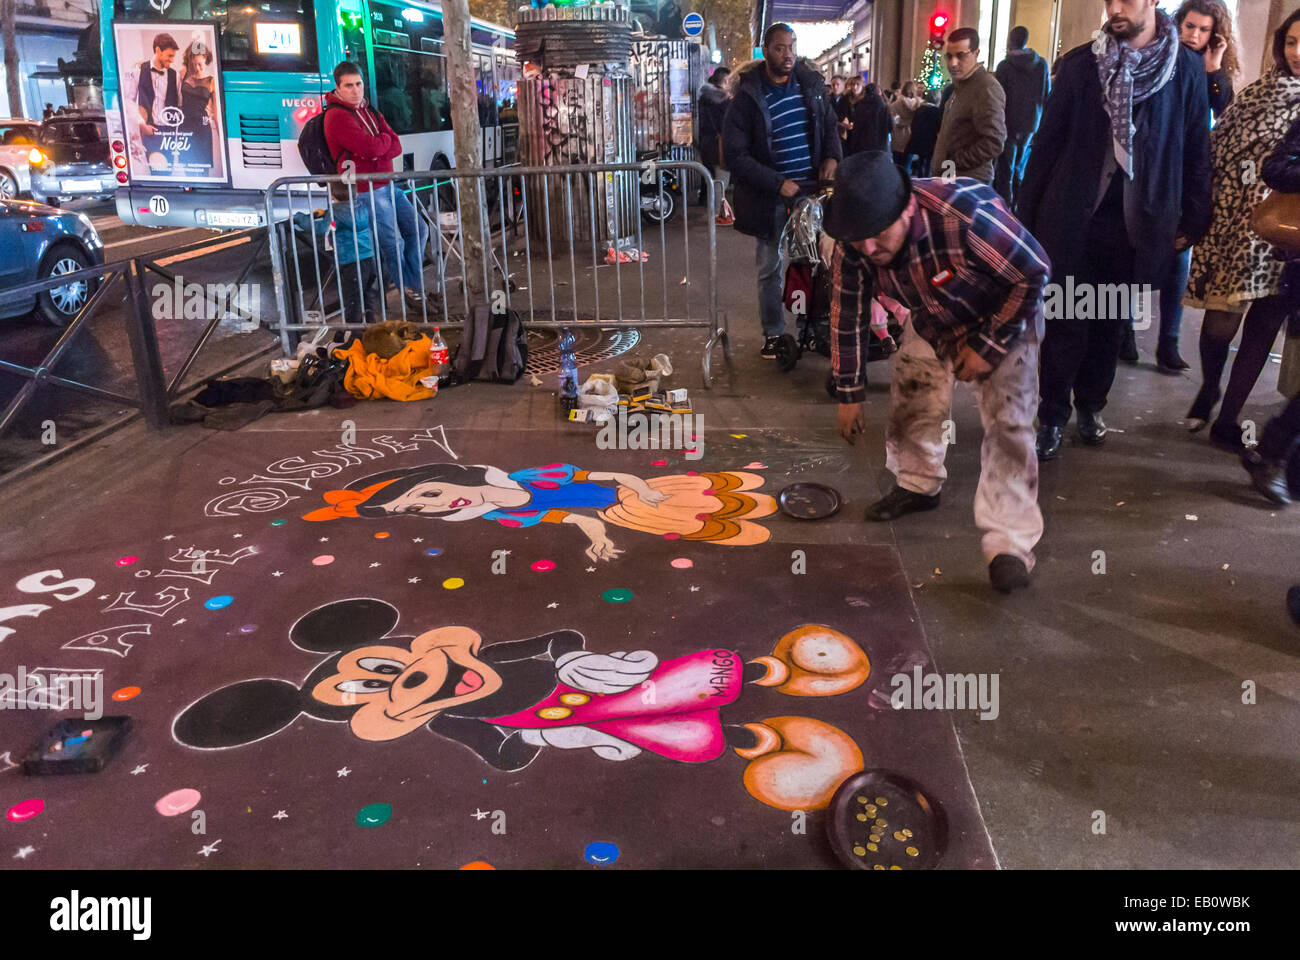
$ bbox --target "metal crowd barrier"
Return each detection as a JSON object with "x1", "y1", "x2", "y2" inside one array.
[{"x1": 263, "y1": 160, "x2": 731, "y2": 385}]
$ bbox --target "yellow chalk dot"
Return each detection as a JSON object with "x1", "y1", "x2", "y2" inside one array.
[
  {"x1": 853, "y1": 845, "x2": 866, "y2": 856},
  {"x1": 537, "y1": 706, "x2": 572, "y2": 720},
  {"x1": 442, "y1": 577, "x2": 465, "y2": 589},
  {"x1": 856, "y1": 813, "x2": 868, "y2": 821},
  {"x1": 906, "y1": 846, "x2": 919, "y2": 857},
  {"x1": 559, "y1": 693, "x2": 589, "y2": 706},
  {"x1": 873, "y1": 864, "x2": 885, "y2": 871},
  {"x1": 866, "y1": 842, "x2": 878, "y2": 852}
]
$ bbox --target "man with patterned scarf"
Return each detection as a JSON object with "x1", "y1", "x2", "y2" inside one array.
[{"x1": 1019, "y1": 0, "x2": 1211, "y2": 462}]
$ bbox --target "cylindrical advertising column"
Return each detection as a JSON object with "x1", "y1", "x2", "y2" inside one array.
[{"x1": 515, "y1": 2, "x2": 637, "y2": 248}]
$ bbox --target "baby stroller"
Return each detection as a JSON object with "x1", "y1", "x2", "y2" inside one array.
[{"x1": 776, "y1": 190, "x2": 902, "y2": 395}]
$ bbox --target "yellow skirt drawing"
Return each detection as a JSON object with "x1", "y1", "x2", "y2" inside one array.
[{"x1": 599, "y1": 471, "x2": 776, "y2": 545}]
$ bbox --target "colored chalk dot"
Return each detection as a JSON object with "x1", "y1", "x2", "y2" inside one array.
[
  {"x1": 374, "y1": 532, "x2": 390, "y2": 539},
  {"x1": 442, "y1": 577, "x2": 465, "y2": 590},
  {"x1": 601, "y1": 588, "x2": 634, "y2": 603},
  {"x1": 271, "y1": 519, "x2": 287, "y2": 526},
  {"x1": 662, "y1": 533, "x2": 680, "y2": 540},
  {"x1": 425, "y1": 548, "x2": 444, "y2": 557},
  {"x1": 356, "y1": 803, "x2": 392, "y2": 828},
  {"x1": 312, "y1": 555, "x2": 335, "y2": 566},
  {"x1": 5, "y1": 798, "x2": 44, "y2": 823},
  {"x1": 239, "y1": 624, "x2": 257, "y2": 634},
  {"x1": 670, "y1": 558, "x2": 693, "y2": 569},
  {"x1": 559, "y1": 693, "x2": 589, "y2": 706},
  {"x1": 460, "y1": 861, "x2": 496, "y2": 870},
  {"x1": 115, "y1": 556, "x2": 138, "y2": 567},
  {"x1": 112, "y1": 686, "x2": 140, "y2": 702},
  {"x1": 204, "y1": 595, "x2": 234, "y2": 610},
  {"x1": 538, "y1": 706, "x2": 572, "y2": 720},
  {"x1": 584, "y1": 842, "x2": 621, "y2": 865},
  {"x1": 155, "y1": 789, "x2": 200, "y2": 817},
  {"x1": 531, "y1": 560, "x2": 556, "y2": 572}
]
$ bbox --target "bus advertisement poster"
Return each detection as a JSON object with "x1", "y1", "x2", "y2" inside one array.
[{"x1": 112, "y1": 21, "x2": 230, "y2": 186}]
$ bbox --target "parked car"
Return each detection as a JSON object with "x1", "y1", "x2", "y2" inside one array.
[
  {"x1": 29, "y1": 112, "x2": 115, "y2": 206},
  {"x1": 0, "y1": 198, "x2": 104, "y2": 326},
  {"x1": 0, "y1": 119, "x2": 40, "y2": 199}
]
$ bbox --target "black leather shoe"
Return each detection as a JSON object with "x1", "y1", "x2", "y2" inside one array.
[
  {"x1": 1155, "y1": 343, "x2": 1190, "y2": 374},
  {"x1": 1036, "y1": 424, "x2": 1063, "y2": 461},
  {"x1": 1077, "y1": 408, "x2": 1107, "y2": 445},
  {"x1": 1119, "y1": 325, "x2": 1139, "y2": 365},
  {"x1": 865, "y1": 486, "x2": 940, "y2": 522},
  {"x1": 989, "y1": 554, "x2": 1031, "y2": 593},
  {"x1": 1209, "y1": 419, "x2": 1244, "y2": 453},
  {"x1": 1186, "y1": 385, "x2": 1220, "y2": 432},
  {"x1": 1241, "y1": 450, "x2": 1292, "y2": 505}
]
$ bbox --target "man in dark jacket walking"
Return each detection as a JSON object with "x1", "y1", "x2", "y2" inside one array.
[
  {"x1": 723, "y1": 22, "x2": 842, "y2": 358},
  {"x1": 931, "y1": 28, "x2": 1006, "y2": 184},
  {"x1": 993, "y1": 26, "x2": 1050, "y2": 205},
  {"x1": 1019, "y1": 0, "x2": 1211, "y2": 462}
]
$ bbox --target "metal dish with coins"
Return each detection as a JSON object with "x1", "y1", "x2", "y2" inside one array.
[
  {"x1": 825, "y1": 769, "x2": 948, "y2": 870},
  {"x1": 777, "y1": 482, "x2": 843, "y2": 520}
]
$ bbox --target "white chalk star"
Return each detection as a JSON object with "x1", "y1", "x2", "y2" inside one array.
[
  {"x1": 98, "y1": 595, "x2": 109, "y2": 600},
  {"x1": 412, "y1": 537, "x2": 424, "y2": 543},
  {"x1": 174, "y1": 618, "x2": 186, "y2": 625},
  {"x1": 162, "y1": 535, "x2": 175, "y2": 541},
  {"x1": 13, "y1": 846, "x2": 34, "y2": 860},
  {"x1": 271, "y1": 571, "x2": 284, "y2": 577},
  {"x1": 586, "y1": 567, "x2": 596, "y2": 573},
  {"x1": 690, "y1": 585, "x2": 700, "y2": 592},
  {"x1": 471, "y1": 808, "x2": 489, "y2": 820},
  {"x1": 232, "y1": 533, "x2": 244, "y2": 539},
  {"x1": 272, "y1": 810, "x2": 288, "y2": 820},
  {"x1": 131, "y1": 764, "x2": 148, "y2": 775},
  {"x1": 198, "y1": 840, "x2": 221, "y2": 857},
  {"x1": 319, "y1": 537, "x2": 329, "y2": 542},
  {"x1": 547, "y1": 602, "x2": 558, "y2": 609},
  {"x1": 370, "y1": 562, "x2": 382, "y2": 568},
  {"x1": 0, "y1": 752, "x2": 17, "y2": 773},
  {"x1": 408, "y1": 577, "x2": 421, "y2": 584},
  {"x1": 337, "y1": 766, "x2": 351, "y2": 778}
]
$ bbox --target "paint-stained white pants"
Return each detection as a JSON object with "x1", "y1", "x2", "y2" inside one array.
[{"x1": 884, "y1": 321, "x2": 1044, "y2": 569}]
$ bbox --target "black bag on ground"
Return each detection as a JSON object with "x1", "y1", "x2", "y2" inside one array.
[
  {"x1": 452, "y1": 306, "x2": 529, "y2": 383},
  {"x1": 297, "y1": 105, "x2": 337, "y2": 176}
]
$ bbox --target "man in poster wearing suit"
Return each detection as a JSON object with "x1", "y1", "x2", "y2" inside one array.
[{"x1": 137, "y1": 33, "x2": 180, "y2": 136}]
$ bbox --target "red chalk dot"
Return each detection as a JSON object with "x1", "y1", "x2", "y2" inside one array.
[
  {"x1": 460, "y1": 861, "x2": 496, "y2": 870},
  {"x1": 5, "y1": 798, "x2": 43, "y2": 823},
  {"x1": 374, "y1": 532, "x2": 390, "y2": 539},
  {"x1": 663, "y1": 533, "x2": 680, "y2": 540},
  {"x1": 671, "y1": 558, "x2": 693, "y2": 569},
  {"x1": 652, "y1": 459, "x2": 667, "y2": 466},
  {"x1": 685, "y1": 471, "x2": 698, "y2": 476},
  {"x1": 116, "y1": 556, "x2": 138, "y2": 567},
  {"x1": 312, "y1": 555, "x2": 335, "y2": 566},
  {"x1": 542, "y1": 463, "x2": 563, "y2": 469},
  {"x1": 531, "y1": 560, "x2": 556, "y2": 572},
  {"x1": 155, "y1": 788, "x2": 201, "y2": 817},
  {"x1": 112, "y1": 686, "x2": 141, "y2": 702}
]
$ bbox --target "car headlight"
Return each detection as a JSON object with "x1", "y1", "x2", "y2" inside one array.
[{"x1": 28, "y1": 147, "x2": 44, "y2": 165}]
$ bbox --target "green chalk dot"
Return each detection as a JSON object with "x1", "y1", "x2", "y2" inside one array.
[
  {"x1": 601, "y1": 588, "x2": 634, "y2": 603},
  {"x1": 356, "y1": 803, "x2": 392, "y2": 827},
  {"x1": 270, "y1": 519, "x2": 287, "y2": 526}
]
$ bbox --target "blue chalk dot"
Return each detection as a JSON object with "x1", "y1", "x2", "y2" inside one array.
[
  {"x1": 425, "y1": 548, "x2": 444, "y2": 557},
  {"x1": 584, "y1": 841, "x2": 620, "y2": 865},
  {"x1": 204, "y1": 595, "x2": 234, "y2": 610}
]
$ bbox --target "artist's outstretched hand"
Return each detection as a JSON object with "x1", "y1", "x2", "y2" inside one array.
[{"x1": 556, "y1": 650, "x2": 659, "y2": 694}]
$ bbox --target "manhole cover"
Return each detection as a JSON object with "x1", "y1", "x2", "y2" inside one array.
[{"x1": 525, "y1": 327, "x2": 641, "y2": 376}]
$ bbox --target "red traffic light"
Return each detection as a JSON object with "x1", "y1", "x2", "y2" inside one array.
[{"x1": 931, "y1": 13, "x2": 948, "y2": 29}]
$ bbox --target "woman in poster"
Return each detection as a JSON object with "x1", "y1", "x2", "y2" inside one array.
[{"x1": 178, "y1": 39, "x2": 217, "y2": 172}]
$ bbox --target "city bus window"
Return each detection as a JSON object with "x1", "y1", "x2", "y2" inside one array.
[
  {"x1": 369, "y1": 2, "x2": 450, "y2": 135},
  {"x1": 112, "y1": 0, "x2": 319, "y2": 72}
]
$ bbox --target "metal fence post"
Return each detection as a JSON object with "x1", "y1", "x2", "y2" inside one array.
[{"x1": 123, "y1": 258, "x2": 170, "y2": 430}]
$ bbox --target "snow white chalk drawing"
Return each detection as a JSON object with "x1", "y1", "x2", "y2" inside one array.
[
  {"x1": 172, "y1": 599, "x2": 872, "y2": 811},
  {"x1": 302, "y1": 463, "x2": 777, "y2": 561}
]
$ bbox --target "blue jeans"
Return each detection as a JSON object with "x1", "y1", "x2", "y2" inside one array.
[
  {"x1": 1159, "y1": 247, "x2": 1192, "y2": 350},
  {"x1": 366, "y1": 185, "x2": 427, "y2": 294}
]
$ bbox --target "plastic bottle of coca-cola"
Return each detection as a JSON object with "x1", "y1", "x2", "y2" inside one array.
[{"x1": 430, "y1": 326, "x2": 450, "y2": 380}]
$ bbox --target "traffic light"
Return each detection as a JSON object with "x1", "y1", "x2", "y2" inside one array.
[{"x1": 929, "y1": 12, "x2": 949, "y2": 47}]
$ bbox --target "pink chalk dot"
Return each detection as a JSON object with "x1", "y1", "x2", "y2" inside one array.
[
  {"x1": 652, "y1": 459, "x2": 668, "y2": 466},
  {"x1": 5, "y1": 798, "x2": 44, "y2": 823},
  {"x1": 662, "y1": 533, "x2": 680, "y2": 540},
  {"x1": 155, "y1": 788, "x2": 201, "y2": 817},
  {"x1": 497, "y1": 518, "x2": 522, "y2": 527},
  {"x1": 542, "y1": 463, "x2": 563, "y2": 469},
  {"x1": 116, "y1": 556, "x2": 138, "y2": 567},
  {"x1": 531, "y1": 560, "x2": 556, "y2": 572},
  {"x1": 531, "y1": 480, "x2": 560, "y2": 490},
  {"x1": 671, "y1": 558, "x2": 694, "y2": 569},
  {"x1": 312, "y1": 555, "x2": 335, "y2": 566},
  {"x1": 685, "y1": 471, "x2": 698, "y2": 476}
]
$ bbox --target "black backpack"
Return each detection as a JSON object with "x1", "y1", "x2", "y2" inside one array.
[
  {"x1": 298, "y1": 103, "x2": 337, "y2": 176},
  {"x1": 452, "y1": 306, "x2": 529, "y2": 383}
]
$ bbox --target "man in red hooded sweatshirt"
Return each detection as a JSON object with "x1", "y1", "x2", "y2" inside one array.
[{"x1": 323, "y1": 61, "x2": 428, "y2": 306}]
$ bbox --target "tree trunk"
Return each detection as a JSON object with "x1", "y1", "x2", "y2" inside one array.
[
  {"x1": 2, "y1": 0, "x2": 24, "y2": 119},
  {"x1": 441, "y1": 0, "x2": 489, "y2": 305}
]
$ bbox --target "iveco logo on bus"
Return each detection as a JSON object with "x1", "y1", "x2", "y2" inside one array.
[{"x1": 282, "y1": 98, "x2": 319, "y2": 109}]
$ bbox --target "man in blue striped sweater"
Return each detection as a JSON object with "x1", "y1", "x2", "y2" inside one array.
[{"x1": 724, "y1": 23, "x2": 842, "y2": 358}]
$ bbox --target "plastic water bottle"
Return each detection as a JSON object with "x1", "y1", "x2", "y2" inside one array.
[
  {"x1": 430, "y1": 326, "x2": 450, "y2": 379},
  {"x1": 558, "y1": 326, "x2": 578, "y2": 415}
]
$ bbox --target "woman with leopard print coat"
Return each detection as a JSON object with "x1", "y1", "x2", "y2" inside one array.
[{"x1": 1183, "y1": 9, "x2": 1300, "y2": 451}]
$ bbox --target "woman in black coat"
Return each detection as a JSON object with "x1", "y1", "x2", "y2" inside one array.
[{"x1": 844, "y1": 81, "x2": 892, "y2": 156}]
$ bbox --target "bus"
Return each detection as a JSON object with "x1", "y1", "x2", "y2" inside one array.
[{"x1": 100, "y1": 0, "x2": 520, "y2": 229}]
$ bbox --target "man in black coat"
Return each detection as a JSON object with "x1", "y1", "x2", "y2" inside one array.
[
  {"x1": 1019, "y1": 0, "x2": 1211, "y2": 462},
  {"x1": 994, "y1": 25, "x2": 1050, "y2": 205},
  {"x1": 723, "y1": 22, "x2": 842, "y2": 358}
]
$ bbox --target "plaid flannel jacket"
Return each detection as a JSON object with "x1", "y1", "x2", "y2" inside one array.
[{"x1": 829, "y1": 177, "x2": 1050, "y2": 404}]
